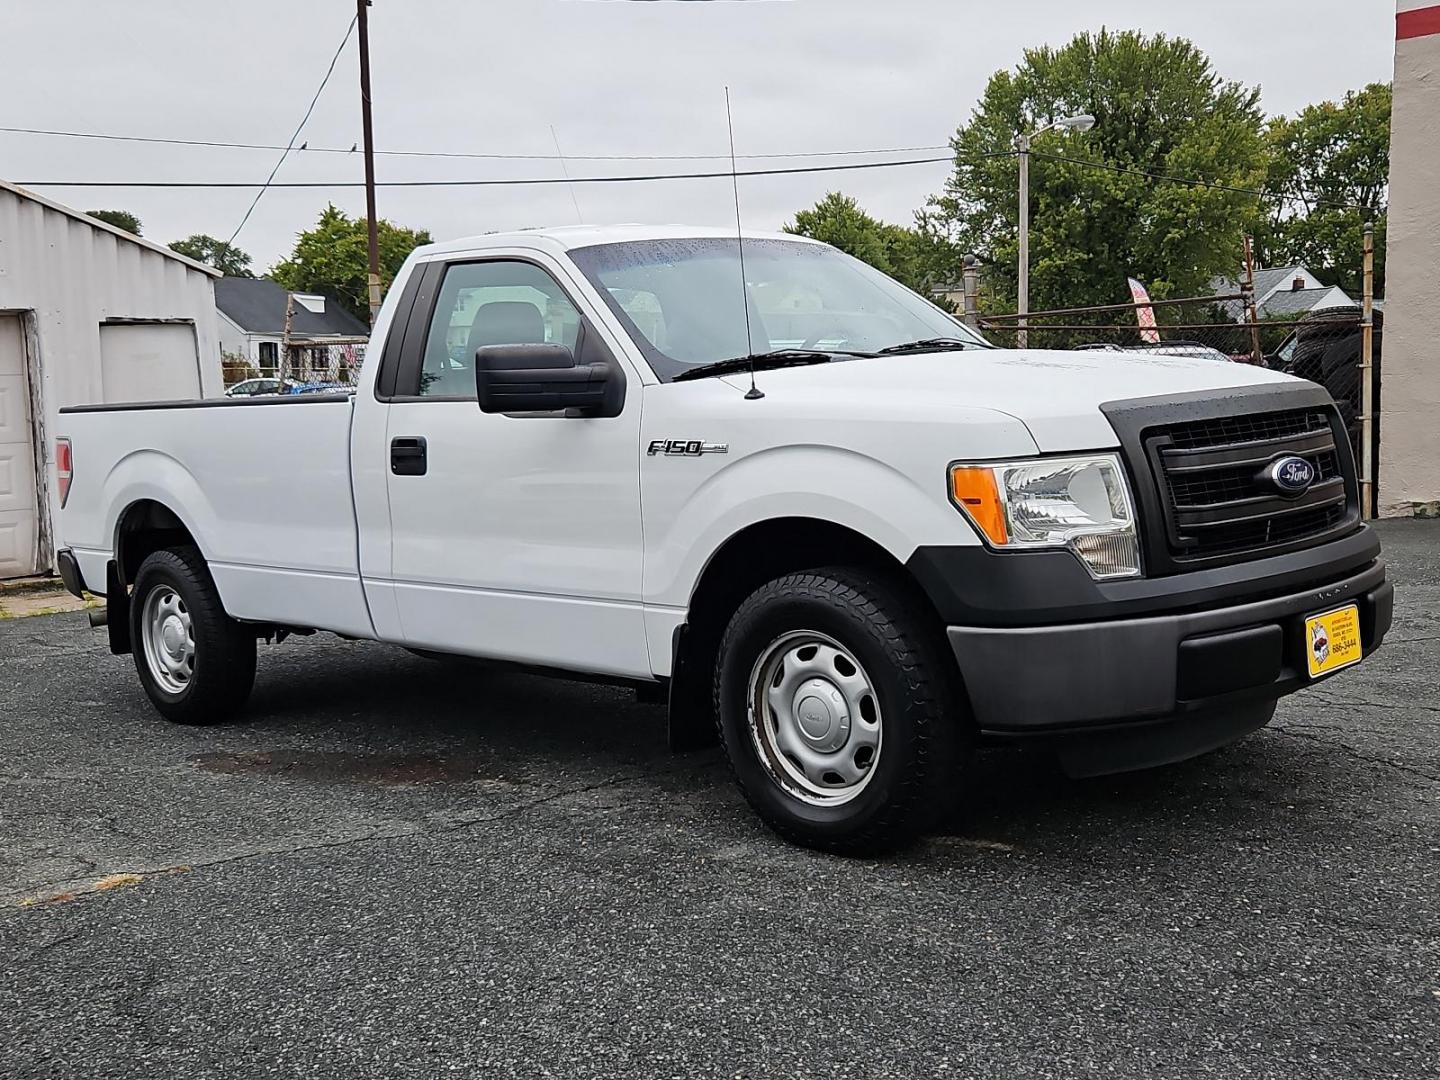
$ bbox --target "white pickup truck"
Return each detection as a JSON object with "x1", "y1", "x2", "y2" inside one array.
[{"x1": 55, "y1": 225, "x2": 1392, "y2": 853}]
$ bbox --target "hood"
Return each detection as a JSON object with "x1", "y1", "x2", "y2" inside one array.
[{"x1": 719, "y1": 348, "x2": 1300, "y2": 451}]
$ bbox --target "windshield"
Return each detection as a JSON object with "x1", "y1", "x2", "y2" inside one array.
[{"x1": 568, "y1": 237, "x2": 989, "y2": 381}]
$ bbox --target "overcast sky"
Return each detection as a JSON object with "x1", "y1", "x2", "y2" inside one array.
[{"x1": 0, "y1": 0, "x2": 1398, "y2": 271}]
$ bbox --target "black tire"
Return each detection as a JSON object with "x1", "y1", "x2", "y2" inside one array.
[
  {"x1": 714, "y1": 567, "x2": 966, "y2": 855},
  {"x1": 129, "y1": 546, "x2": 257, "y2": 724}
]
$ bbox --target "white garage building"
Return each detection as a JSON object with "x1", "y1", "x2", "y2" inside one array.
[{"x1": 0, "y1": 179, "x2": 223, "y2": 578}]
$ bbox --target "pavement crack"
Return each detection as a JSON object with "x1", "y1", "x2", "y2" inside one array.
[
  {"x1": 436, "y1": 760, "x2": 712, "y2": 832},
  {"x1": 9, "y1": 759, "x2": 720, "y2": 909},
  {"x1": 1268, "y1": 725, "x2": 1440, "y2": 784},
  {"x1": 1301, "y1": 694, "x2": 1440, "y2": 715},
  {"x1": 20, "y1": 930, "x2": 85, "y2": 961}
]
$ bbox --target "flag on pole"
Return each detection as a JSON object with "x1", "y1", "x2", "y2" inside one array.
[{"x1": 1127, "y1": 277, "x2": 1161, "y2": 344}]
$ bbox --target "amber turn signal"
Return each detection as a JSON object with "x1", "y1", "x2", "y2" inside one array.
[{"x1": 949, "y1": 466, "x2": 1008, "y2": 546}]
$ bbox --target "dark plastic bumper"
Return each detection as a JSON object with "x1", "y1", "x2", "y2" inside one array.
[
  {"x1": 55, "y1": 548, "x2": 87, "y2": 599},
  {"x1": 945, "y1": 557, "x2": 1391, "y2": 736},
  {"x1": 910, "y1": 524, "x2": 1382, "y2": 628}
]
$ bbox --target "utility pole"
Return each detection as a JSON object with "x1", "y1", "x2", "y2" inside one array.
[
  {"x1": 1016, "y1": 132, "x2": 1030, "y2": 349},
  {"x1": 282, "y1": 291, "x2": 296, "y2": 381},
  {"x1": 1242, "y1": 235, "x2": 1262, "y2": 365},
  {"x1": 356, "y1": 0, "x2": 381, "y2": 327},
  {"x1": 1360, "y1": 221, "x2": 1376, "y2": 519},
  {"x1": 1014, "y1": 114, "x2": 1093, "y2": 351},
  {"x1": 961, "y1": 254, "x2": 981, "y2": 330}
]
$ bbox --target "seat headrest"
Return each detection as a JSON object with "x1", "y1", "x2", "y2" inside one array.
[{"x1": 467, "y1": 301, "x2": 546, "y2": 355}]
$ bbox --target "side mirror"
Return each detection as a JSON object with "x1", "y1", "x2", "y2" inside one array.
[{"x1": 474, "y1": 342, "x2": 616, "y2": 416}]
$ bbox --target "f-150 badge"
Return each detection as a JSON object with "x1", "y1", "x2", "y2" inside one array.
[{"x1": 647, "y1": 439, "x2": 729, "y2": 457}]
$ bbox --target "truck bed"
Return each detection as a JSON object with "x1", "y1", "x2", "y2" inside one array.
[{"x1": 58, "y1": 395, "x2": 374, "y2": 638}]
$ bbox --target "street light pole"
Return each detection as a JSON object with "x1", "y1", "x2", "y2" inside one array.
[
  {"x1": 1015, "y1": 114, "x2": 1094, "y2": 350},
  {"x1": 356, "y1": 0, "x2": 381, "y2": 327}
]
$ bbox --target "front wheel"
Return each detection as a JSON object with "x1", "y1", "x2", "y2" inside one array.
[
  {"x1": 130, "y1": 546, "x2": 257, "y2": 724},
  {"x1": 714, "y1": 568, "x2": 966, "y2": 855}
]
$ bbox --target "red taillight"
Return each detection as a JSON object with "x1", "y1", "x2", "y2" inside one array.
[{"x1": 56, "y1": 438, "x2": 73, "y2": 508}]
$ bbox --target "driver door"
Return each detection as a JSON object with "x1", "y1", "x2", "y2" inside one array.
[{"x1": 379, "y1": 254, "x2": 649, "y2": 677}]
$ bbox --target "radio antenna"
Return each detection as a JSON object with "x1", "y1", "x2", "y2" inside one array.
[
  {"x1": 550, "y1": 125, "x2": 583, "y2": 225},
  {"x1": 725, "y1": 86, "x2": 763, "y2": 401}
]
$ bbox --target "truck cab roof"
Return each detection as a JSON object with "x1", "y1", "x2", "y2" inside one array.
[{"x1": 415, "y1": 224, "x2": 824, "y2": 259}]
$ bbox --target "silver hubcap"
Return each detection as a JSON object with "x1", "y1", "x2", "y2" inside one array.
[
  {"x1": 747, "y1": 630, "x2": 883, "y2": 806},
  {"x1": 140, "y1": 585, "x2": 195, "y2": 695}
]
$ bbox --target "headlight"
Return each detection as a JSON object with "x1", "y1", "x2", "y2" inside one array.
[{"x1": 949, "y1": 454, "x2": 1141, "y2": 579}]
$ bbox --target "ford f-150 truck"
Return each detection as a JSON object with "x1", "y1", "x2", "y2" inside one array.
[{"x1": 54, "y1": 225, "x2": 1393, "y2": 853}]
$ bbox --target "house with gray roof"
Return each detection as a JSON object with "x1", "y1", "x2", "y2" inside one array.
[
  {"x1": 215, "y1": 278, "x2": 368, "y2": 375},
  {"x1": 1211, "y1": 264, "x2": 1355, "y2": 321}
]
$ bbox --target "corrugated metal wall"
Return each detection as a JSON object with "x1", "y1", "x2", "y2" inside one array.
[{"x1": 0, "y1": 184, "x2": 223, "y2": 574}]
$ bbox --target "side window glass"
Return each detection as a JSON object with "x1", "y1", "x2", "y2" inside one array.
[{"x1": 418, "y1": 261, "x2": 582, "y2": 397}]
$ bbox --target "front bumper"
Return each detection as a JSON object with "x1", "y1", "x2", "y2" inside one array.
[
  {"x1": 920, "y1": 526, "x2": 1392, "y2": 774},
  {"x1": 947, "y1": 556, "x2": 1391, "y2": 735}
]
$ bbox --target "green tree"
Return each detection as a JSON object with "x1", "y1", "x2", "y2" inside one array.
[
  {"x1": 168, "y1": 234, "x2": 254, "y2": 277},
  {"x1": 87, "y1": 209, "x2": 142, "y2": 235},
  {"x1": 926, "y1": 30, "x2": 1266, "y2": 314},
  {"x1": 270, "y1": 205, "x2": 433, "y2": 322},
  {"x1": 786, "y1": 192, "x2": 897, "y2": 273},
  {"x1": 785, "y1": 192, "x2": 953, "y2": 295},
  {"x1": 1256, "y1": 82, "x2": 1390, "y2": 297}
]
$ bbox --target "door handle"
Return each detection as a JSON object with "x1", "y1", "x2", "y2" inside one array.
[{"x1": 390, "y1": 436, "x2": 427, "y2": 476}]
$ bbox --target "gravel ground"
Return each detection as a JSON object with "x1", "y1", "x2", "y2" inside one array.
[{"x1": 1, "y1": 520, "x2": 1436, "y2": 1079}]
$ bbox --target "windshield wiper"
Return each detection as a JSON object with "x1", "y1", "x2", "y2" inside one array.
[
  {"x1": 877, "y1": 337, "x2": 987, "y2": 355},
  {"x1": 673, "y1": 349, "x2": 870, "y2": 383}
]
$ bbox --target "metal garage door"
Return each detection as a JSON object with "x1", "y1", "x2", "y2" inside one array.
[
  {"x1": 0, "y1": 316, "x2": 39, "y2": 578},
  {"x1": 99, "y1": 322, "x2": 201, "y2": 403}
]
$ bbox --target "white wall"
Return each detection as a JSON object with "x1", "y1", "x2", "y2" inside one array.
[
  {"x1": 217, "y1": 310, "x2": 250, "y2": 365},
  {"x1": 98, "y1": 323, "x2": 203, "y2": 402},
  {"x1": 0, "y1": 183, "x2": 222, "y2": 572},
  {"x1": 216, "y1": 314, "x2": 284, "y2": 372},
  {"x1": 1312, "y1": 286, "x2": 1357, "y2": 312},
  {"x1": 1380, "y1": 2, "x2": 1440, "y2": 515}
]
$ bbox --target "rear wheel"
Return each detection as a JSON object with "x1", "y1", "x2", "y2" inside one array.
[
  {"x1": 714, "y1": 567, "x2": 966, "y2": 855},
  {"x1": 130, "y1": 546, "x2": 256, "y2": 724}
]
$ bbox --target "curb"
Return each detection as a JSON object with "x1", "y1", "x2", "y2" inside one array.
[{"x1": 0, "y1": 575, "x2": 64, "y2": 598}]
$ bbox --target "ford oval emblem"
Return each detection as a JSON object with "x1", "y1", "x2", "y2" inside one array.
[{"x1": 1262, "y1": 455, "x2": 1316, "y2": 496}]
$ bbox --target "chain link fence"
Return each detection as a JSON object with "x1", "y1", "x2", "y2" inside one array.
[
  {"x1": 279, "y1": 339, "x2": 369, "y2": 387},
  {"x1": 223, "y1": 338, "x2": 369, "y2": 393}
]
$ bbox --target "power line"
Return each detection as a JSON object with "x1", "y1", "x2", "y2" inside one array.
[
  {"x1": 0, "y1": 122, "x2": 1389, "y2": 210},
  {"x1": 15, "y1": 145, "x2": 1376, "y2": 213},
  {"x1": 16, "y1": 153, "x2": 966, "y2": 189},
  {"x1": 225, "y1": 13, "x2": 358, "y2": 248},
  {"x1": 0, "y1": 124, "x2": 951, "y2": 162}
]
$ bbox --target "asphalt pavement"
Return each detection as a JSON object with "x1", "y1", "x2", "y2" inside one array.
[{"x1": 2, "y1": 520, "x2": 1437, "y2": 1079}]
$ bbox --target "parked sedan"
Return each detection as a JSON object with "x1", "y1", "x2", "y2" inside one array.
[{"x1": 225, "y1": 377, "x2": 301, "y2": 398}]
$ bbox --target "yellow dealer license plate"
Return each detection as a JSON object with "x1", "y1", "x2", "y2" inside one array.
[{"x1": 1305, "y1": 604, "x2": 1363, "y2": 678}]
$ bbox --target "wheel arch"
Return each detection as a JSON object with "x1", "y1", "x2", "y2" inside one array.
[
  {"x1": 666, "y1": 515, "x2": 955, "y2": 750},
  {"x1": 104, "y1": 497, "x2": 204, "y2": 655},
  {"x1": 113, "y1": 497, "x2": 203, "y2": 588}
]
